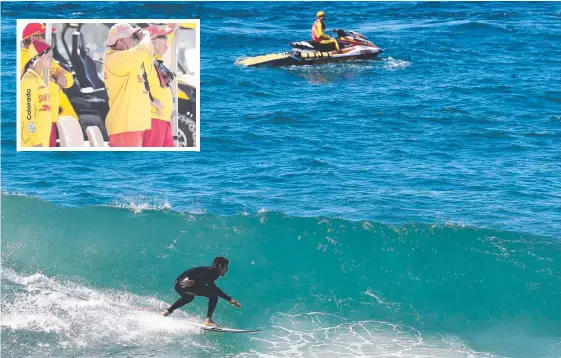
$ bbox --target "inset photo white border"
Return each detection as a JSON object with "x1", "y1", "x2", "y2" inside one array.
[{"x1": 16, "y1": 19, "x2": 200, "y2": 151}]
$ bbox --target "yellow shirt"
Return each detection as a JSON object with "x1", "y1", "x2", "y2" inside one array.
[
  {"x1": 144, "y1": 57, "x2": 174, "y2": 122},
  {"x1": 20, "y1": 48, "x2": 75, "y2": 123},
  {"x1": 104, "y1": 41, "x2": 153, "y2": 136},
  {"x1": 20, "y1": 69, "x2": 51, "y2": 147}
]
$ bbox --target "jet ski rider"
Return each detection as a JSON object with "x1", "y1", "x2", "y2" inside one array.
[{"x1": 311, "y1": 11, "x2": 341, "y2": 53}]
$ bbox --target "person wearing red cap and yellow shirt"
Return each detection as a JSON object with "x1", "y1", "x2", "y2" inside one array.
[
  {"x1": 312, "y1": 11, "x2": 341, "y2": 53},
  {"x1": 142, "y1": 24, "x2": 177, "y2": 147},
  {"x1": 20, "y1": 41, "x2": 53, "y2": 147},
  {"x1": 20, "y1": 23, "x2": 75, "y2": 147},
  {"x1": 104, "y1": 23, "x2": 154, "y2": 147}
]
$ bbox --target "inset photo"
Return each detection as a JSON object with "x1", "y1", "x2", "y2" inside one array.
[{"x1": 17, "y1": 20, "x2": 199, "y2": 150}]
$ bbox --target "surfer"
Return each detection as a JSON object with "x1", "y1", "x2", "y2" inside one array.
[{"x1": 162, "y1": 256, "x2": 241, "y2": 327}]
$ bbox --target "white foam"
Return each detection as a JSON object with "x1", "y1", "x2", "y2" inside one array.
[
  {"x1": 383, "y1": 57, "x2": 412, "y2": 71},
  {"x1": 2, "y1": 191, "x2": 37, "y2": 199},
  {"x1": 237, "y1": 312, "x2": 500, "y2": 358},
  {"x1": 108, "y1": 196, "x2": 173, "y2": 214},
  {"x1": 362, "y1": 221, "x2": 374, "y2": 231},
  {"x1": 1, "y1": 268, "x2": 204, "y2": 349},
  {"x1": 364, "y1": 289, "x2": 387, "y2": 305}
]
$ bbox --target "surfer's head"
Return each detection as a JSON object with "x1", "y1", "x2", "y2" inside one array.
[
  {"x1": 212, "y1": 256, "x2": 229, "y2": 276},
  {"x1": 316, "y1": 11, "x2": 325, "y2": 21}
]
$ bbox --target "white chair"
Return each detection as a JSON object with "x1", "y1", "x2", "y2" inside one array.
[
  {"x1": 56, "y1": 116, "x2": 84, "y2": 147},
  {"x1": 86, "y1": 126, "x2": 105, "y2": 147}
]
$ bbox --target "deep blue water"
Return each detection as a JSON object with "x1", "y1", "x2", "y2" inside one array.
[{"x1": 1, "y1": 2, "x2": 560, "y2": 357}]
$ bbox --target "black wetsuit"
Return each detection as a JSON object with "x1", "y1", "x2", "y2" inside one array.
[{"x1": 167, "y1": 266, "x2": 231, "y2": 318}]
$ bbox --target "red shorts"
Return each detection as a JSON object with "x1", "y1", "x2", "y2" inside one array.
[
  {"x1": 108, "y1": 131, "x2": 144, "y2": 147},
  {"x1": 49, "y1": 123, "x2": 57, "y2": 147},
  {"x1": 143, "y1": 119, "x2": 174, "y2": 147}
]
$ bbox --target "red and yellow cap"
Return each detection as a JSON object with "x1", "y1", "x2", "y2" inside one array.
[
  {"x1": 22, "y1": 23, "x2": 55, "y2": 40},
  {"x1": 146, "y1": 24, "x2": 173, "y2": 39}
]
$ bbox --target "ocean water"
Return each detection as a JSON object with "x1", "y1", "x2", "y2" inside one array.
[{"x1": 1, "y1": 2, "x2": 560, "y2": 357}]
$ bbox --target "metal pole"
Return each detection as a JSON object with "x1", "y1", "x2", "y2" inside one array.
[
  {"x1": 44, "y1": 23, "x2": 52, "y2": 84},
  {"x1": 170, "y1": 25, "x2": 178, "y2": 147}
]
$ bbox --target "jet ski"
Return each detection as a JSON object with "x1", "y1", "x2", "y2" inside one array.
[{"x1": 235, "y1": 29, "x2": 383, "y2": 67}]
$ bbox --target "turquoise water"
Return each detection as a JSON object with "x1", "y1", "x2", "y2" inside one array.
[
  {"x1": 2, "y1": 1, "x2": 561, "y2": 357},
  {"x1": 2, "y1": 195, "x2": 560, "y2": 357}
]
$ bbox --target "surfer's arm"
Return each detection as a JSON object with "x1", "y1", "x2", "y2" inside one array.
[{"x1": 209, "y1": 282, "x2": 232, "y2": 301}]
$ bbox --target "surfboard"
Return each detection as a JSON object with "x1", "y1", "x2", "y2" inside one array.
[
  {"x1": 184, "y1": 321, "x2": 260, "y2": 333},
  {"x1": 118, "y1": 302, "x2": 259, "y2": 333}
]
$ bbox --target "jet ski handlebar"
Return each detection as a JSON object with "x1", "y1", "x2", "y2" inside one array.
[
  {"x1": 330, "y1": 28, "x2": 348, "y2": 37},
  {"x1": 331, "y1": 29, "x2": 361, "y2": 39}
]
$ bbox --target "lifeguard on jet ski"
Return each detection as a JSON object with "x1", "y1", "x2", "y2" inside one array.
[{"x1": 235, "y1": 10, "x2": 383, "y2": 67}]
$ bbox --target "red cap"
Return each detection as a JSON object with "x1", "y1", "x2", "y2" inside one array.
[
  {"x1": 146, "y1": 24, "x2": 173, "y2": 39},
  {"x1": 22, "y1": 23, "x2": 55, "y2": 40},
  {"x1": 29, "y1": 40, "x2": 52, "y2": 59}
]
